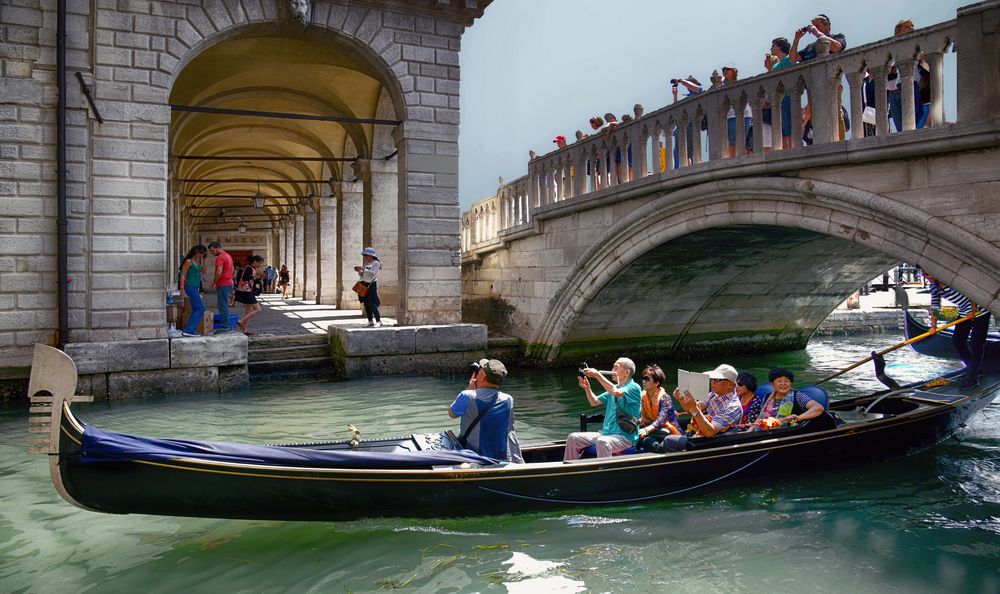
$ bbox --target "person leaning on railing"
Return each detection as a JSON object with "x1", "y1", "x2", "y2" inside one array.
[{"x1": 791, "y1": 14, "x2": 848, "y2": 143}]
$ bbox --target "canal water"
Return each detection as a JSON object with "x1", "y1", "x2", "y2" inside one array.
[{"x1": 1, "y1": 334, "x2": 998, "y2": 593}]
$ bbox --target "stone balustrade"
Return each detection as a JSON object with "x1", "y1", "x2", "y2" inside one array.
[{"x1": 462, "y1": 17, "x2": 959, "y2": 259}]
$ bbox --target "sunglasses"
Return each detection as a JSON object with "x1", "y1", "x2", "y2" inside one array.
[{"x1": 641, "y1": 376, "x2": 653, "y2": 382}]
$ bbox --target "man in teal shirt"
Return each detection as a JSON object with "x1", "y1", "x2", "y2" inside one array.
[{"x1": 563, "y1": 357, "x2": 642, "y2": 460}]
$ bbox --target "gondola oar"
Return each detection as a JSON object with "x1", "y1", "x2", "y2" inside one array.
[{"x1": 816, "y1": 312, "x2": 976, "y2": 385}]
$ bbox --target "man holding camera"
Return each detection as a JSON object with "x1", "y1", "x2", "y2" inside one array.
[
  {"x1": 449, "y1": 358, "x2": 523, "y2": 462},
  {"x1": 563, "y1": 358, "x2": 642, "y2": 461}
]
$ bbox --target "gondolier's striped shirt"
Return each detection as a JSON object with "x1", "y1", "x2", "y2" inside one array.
[{"x1": 929, "y1": 282, "x2": 977, "y2": 316}]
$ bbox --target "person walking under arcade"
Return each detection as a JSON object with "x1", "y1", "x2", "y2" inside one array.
[{"x1": 178, "y1": 245, "x2": 207, "y2": 337}]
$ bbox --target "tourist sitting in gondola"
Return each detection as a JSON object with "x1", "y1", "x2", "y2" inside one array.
[
  {"x1": 637, "y1": 364, "x2": 682, "y2": 452},
  {"x1": 748, "y1": 368, "x2": 825, "y2": 430},
  {"x1": 563, "y1": 358, "x2": 642, "y2": 460},
  {"x1": 647, "y1": 364, "x2": 744, "y2": 452},
  {"x1": 736, "y1": 371, "x2": 763, "y2": 424},
  {"x1": 449, "y1": 358, "x2": 523, "y2": 463}
]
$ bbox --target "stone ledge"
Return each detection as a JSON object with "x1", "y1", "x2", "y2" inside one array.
[
  {"x1": 328, "y1": 323, "x2": 487, "y2": 378},
  {"x1": 329, "y1": 323, "x2": 486, "y2": 356},
  {"x1": 64, "y1": 339, "x2": 169, "y2": 374},
  {"x1": 170, "y1": 333, "x2": 248, "y2": 367}
]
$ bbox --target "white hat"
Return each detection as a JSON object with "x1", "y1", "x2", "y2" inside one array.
[{"x1": 704, "y1": 364, "x2": 738, "y2": 383}]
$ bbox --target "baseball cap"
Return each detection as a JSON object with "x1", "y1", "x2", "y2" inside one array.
[
  {"x1": 704, "y1": 364, "x2": 738, "y2": 382},
  {"x1": 478, "y1": 358, "x2": 507, "y2": 384}
]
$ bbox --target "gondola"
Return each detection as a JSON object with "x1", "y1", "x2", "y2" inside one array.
[
  {"x1": 896, "y1": 287, "x2": 1000, "y2": 370},
  {"x1": 26, "y1": 344, "x2": 1000, "y2": 522}
]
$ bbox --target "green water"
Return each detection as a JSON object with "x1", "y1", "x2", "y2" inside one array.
[{"x1": 1, "y1": 334, "x2": 998, "y2": 593}]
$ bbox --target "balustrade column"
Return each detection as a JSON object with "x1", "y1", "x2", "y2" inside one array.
[
  {"x1": 527, "y1": 165, "x2": 539, "y2": 210},
  {"x1": 677, "y1": 115, "x2": 689, "y2": 167},
  {"x1": 692, "y1": 114, "x2": 704, "y2": 164},
  {"x1": 572, "y1": 153, "x2": 585, "y2": 197},
  {"x1": 790, "y1": 88, "x2": 805, "y2": 146},
  {"x1": 897, "y1": 60, "x2": 917, "y2": 131},
  {"x1": 870, "y1": 66, "x2": 889, "y2": 136},
  {"x1": 845, "y1": 71, "x2": 864, "y2": 138},
  {"x1": 751, "y1": 96, "x2": 765, "y2": 153},
  {"x1": 926, "y1": 51, "x2": 945, "y2": 126},
  {"x1": 663, "y1": 124, "x2": 674, "y2": 171},
  {"x1": 734, "y1": 98, "x2": 747, "y2": 155},
  {"x1": 770, "y1": 87, "x2": 785, "y2": 151},
  {"x1": 635, "y1": 131, "x2": 648, "y2": 178}
]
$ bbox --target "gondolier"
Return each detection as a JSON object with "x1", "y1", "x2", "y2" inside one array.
[{"x1": 925, "y1": 272, "x2": 993, "y2": 389}]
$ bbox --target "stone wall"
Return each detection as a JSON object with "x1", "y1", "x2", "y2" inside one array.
[{"x1": 64, "y1": 333, "x2": 249, "y2": 399}]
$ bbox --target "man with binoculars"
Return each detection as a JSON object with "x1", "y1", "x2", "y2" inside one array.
[{"x1": 448, "y1": 358, "x2": 523, "y2": 462}]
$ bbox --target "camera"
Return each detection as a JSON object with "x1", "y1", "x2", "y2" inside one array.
[
  {"x1": 799, "y1": 26, "x2": 811, "y2": 34},
  {"x1": 578, "y1": 362, "x2": 589, "y2": 378},
  {"x1": 669, "y1": 78, "x2": 679, "y2": 85},
  {"x1": 470, "y1": 361, "x2": 481, "y2": 372}
]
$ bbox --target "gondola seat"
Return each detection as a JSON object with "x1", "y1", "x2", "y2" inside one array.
[
  {"x1": 576, "y1": 413, "x2": 638, "y2": 457},
  {"x1": 578, "y1": 444, "x2": 637, "y2": 458},
  {"x1": 755, "y1": 383, "x2": 829, "y2": 410}
]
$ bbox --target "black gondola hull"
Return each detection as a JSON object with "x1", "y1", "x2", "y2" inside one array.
[{"x1": 55, "y1": 379, "x2": 998, "y2": 522}]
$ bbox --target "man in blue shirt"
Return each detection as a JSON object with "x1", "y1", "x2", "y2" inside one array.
[
  {"x1": 563, "y1": 357, "x2": 642, "y2": 460},
  {"x1": 449, "y1": 358, "x2": 522, "y2": 462}
]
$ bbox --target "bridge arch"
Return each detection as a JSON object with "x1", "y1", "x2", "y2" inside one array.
[{"x1": 527, "y1": 176, "x2": 1000, "y2": 362}]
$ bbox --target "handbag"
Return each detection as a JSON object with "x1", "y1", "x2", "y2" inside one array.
[
  {"x1": 616, "y1": 407, "x2": 640, "y2": 434},
  {"x1": 352, "y1": 281, "x2": 369, "y2": 298},
  {"x1": 236, "y1": 266, "x2": 253, "y2": 293}
]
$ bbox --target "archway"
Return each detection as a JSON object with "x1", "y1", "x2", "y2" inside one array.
[{"x1": 168, "y1": 26, "x2": 400, "y2": 313}]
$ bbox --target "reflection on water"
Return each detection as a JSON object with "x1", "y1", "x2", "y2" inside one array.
[{"x1": 0, "y1": 334, "x2": 998, "y2": 593}]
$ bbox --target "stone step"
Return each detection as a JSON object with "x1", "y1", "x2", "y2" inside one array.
[
  {"x1": 248, "y1": 357, "x2": 333, "y2": 379},
  {"x1": 248, "y1": 334, "x2": 328, "y2": 350},
  {"x1": 247, "y1": 344, "x2": 330, "y2": 362}
]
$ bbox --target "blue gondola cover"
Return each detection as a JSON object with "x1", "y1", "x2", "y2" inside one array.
[{"x1": 80, "y1": 426, "x2": 498, "y2": 469}]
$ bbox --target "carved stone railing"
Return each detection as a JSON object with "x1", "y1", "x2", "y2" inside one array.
[{"x1": 461, "y1": 14, "x2": 972, "y2": 257}]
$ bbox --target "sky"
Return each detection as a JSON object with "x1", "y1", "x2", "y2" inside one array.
[{"x1": 457, "y1": 0, "x2": 967, "y2": 210}]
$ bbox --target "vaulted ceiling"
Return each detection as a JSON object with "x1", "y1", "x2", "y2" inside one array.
[{"x1": 169, "y1": 33, "x2": 395, "y2": 233}]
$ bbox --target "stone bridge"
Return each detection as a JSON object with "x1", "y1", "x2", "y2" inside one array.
[{"x1": 461, "y1": 2, "x2": 1000, "y2": 363}]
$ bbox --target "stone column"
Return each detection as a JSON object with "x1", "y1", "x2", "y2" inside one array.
[
  {"x1": 293, "y1": 211, "x2": 304, "y2": 297},
  {"x1": 956, "y1": 1, "x2": 1000, "y2": 122},
  {"x1": 335, "y1": 180, "x2": 364, "y2": 309},
  {"x1": 356, "y1": 158, "x2": 399, "y2": 316},
  {"x1": 317, "y1": 195, "x2": 338, "y2": 305},
  {"x1": 303, "y1": 205, "x2": 318, "y2": 301},
  {"x1": 393, "y1": 122, "x2": 462, "y2": 325}
]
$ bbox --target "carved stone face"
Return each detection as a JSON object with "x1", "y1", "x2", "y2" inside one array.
[{"x1": 288, "y1": 0, "x2": 311, "y2": 24}]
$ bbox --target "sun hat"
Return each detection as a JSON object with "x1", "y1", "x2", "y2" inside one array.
[
  {"x1": 704, "y1": 364, "x2": 738, "y2": 383},
  {"x1": 361, "y1": 247, "x2": 377, "y2": 258}
]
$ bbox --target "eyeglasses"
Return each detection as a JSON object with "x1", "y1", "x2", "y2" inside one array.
[{"x1": 736, "y1": 382, "x2": 745, "y2": 387}]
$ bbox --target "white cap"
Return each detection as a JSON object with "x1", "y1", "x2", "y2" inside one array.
[{"x1": 704, "y1": 364, "x2": 738, "y2": 383}]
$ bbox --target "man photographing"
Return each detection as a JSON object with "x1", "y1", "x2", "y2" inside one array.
[
  {"x1": 563, "y1": 358, "x2": 642, "y2": 460},
  {"x1": 449, "y1": 359, "x2": 523, "y2": 462}
]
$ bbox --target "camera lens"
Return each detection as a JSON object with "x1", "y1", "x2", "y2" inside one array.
[{"x1": 470, "y1": 362, "x2": 481, "y2": 372}]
